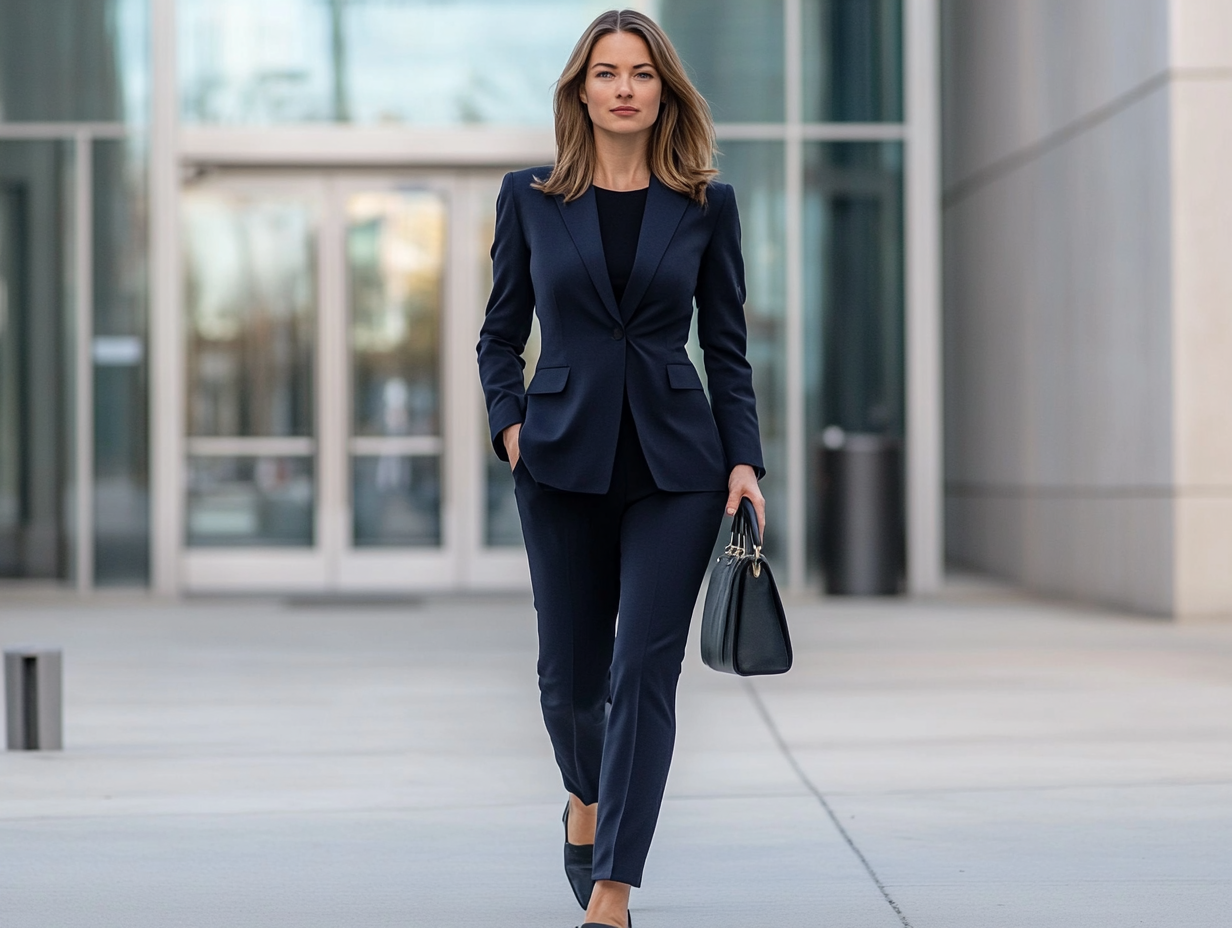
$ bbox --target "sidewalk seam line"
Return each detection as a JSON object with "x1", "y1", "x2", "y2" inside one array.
[{"x1": 744, "y1": 680, "x2": 913, "y2": 928}]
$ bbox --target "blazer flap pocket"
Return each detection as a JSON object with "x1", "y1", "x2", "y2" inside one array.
[
  {"x1": 666, "y1": 362, "x2": 704, "y2": 390},
  {"x1": 526, "y1": 366, "x2": 570, "y2": 394}
]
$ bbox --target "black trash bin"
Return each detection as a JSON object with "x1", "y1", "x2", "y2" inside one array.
[{"x1": 821, "y1": 429, "x2": 903, "y2": 595}]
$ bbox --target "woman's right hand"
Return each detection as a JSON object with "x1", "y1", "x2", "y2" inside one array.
[{"x1": 502, "y1": 423, "x2": 522, "y2": 471}]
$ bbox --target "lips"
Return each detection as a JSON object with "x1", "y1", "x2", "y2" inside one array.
[{"x1": 611, "y1": 107, "x2": 638, "y2": 115}]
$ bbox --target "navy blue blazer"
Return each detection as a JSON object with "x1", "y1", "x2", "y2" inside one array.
[{"x1": 476, "y1": 167, "x2": 763, "y2": 495}]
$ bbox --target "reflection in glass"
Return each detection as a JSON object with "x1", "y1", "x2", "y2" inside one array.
[
  {"x1": 177, "y1": 0, "x2": 611, "y2": 126},
  {"x1": 0, "y1": 0, "x2": 148, "y2": 123},
  {"x1": 803, "y1": 142, "x2": 904, "y2": 572},
  {"x1": 93, "y1": 138, "x2": 150, "y2": 585},
  {"x1": 659, "y1": 0, "x2": 784, "y2": 123},
  {"x1": 187, "y1": 456, "x2": 314, "y2": 546},
  {"x1": 0, "y1": 140, "x2": 77, "y2": 580},
  {"x1": 183, "y1": 188, "x2": 316, "y2": 437},
  {"x1": 352, "y1": 456, "x2": 440, "y2": 546},
  {"x1": 348, "y1": 190, "x2": 444, "y2": 437},
  {"x1": 713, "y1": 142, "x2": 786, "y2": 559},
  {"x1": 803, "y1": 0, "x2": 903, "y2": 122}
]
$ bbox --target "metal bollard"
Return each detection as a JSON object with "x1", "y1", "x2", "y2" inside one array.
[{"x1": 5, "y1": 647, "x2": 63, "y2": 750}]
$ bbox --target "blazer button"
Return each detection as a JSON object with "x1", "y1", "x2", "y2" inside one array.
[{"x1": 611, "y1": 327, "x2": 624, "y2": 340}]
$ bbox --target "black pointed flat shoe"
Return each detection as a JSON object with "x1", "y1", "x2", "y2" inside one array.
[{"x1": 562, "y1": 802, "x2": 595, "y2": 910}]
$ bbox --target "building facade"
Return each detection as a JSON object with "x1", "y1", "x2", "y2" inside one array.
[
  {"x1": 0, "y1": 0, "x2": 941, "y2": 597},
  {"x1": 942, "y1": 0, "x2": 1232, "y2": 618}
]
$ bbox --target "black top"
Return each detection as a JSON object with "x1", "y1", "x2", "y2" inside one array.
[
  {"x1": 594, "y1": 184, "x2": 654, "y2": 492},
  {"x1": 593, "y1": 185, "x2": 648, "y2": 307}
]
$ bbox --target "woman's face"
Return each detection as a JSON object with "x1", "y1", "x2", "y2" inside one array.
[{"x1": 580, "y1": 31, "x2": 662, "y2": 139}]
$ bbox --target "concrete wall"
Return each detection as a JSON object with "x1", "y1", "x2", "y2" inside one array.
[
  {"x1": 1169, "y1": 1, "x2": 1232, "y2": 615},
  {"x1": 942, "y1": 0, "x2": 1232, "y2": 617}
]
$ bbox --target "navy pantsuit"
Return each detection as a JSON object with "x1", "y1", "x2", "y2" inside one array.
[{"x1": 477, "y1": 167, "x2": 763, "y2": 887}]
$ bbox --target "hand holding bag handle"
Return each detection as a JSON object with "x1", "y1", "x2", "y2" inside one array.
[
  {"x1": 700, "y1": 497, "x2": 793, "y2": 676},
  {"x1": 735, "y1": 497, "x2": 763, "y2": 575}
]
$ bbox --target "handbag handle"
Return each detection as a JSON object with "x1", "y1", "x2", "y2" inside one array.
[
  {"x1": 730, "y1": 497, "x2": 764, "y2": 576},
  {"x1": 736, "y1": 497, "x2": 762, "y2": 549}
]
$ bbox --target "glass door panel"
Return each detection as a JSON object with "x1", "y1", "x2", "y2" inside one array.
[
  {"x1": 351, "y1": 455, "x2": 440, "y2": 547},
  {"x1": 0, "y1": 140, "x2": 77, "y2": 580},
  {"x1": 186, "y1": 455, "x2": 314, "y2": 547},
  {"x1": 179, "y1": 169, "x2": 526, "y2": 592},
  {"x1": 182, "y1": 183, "x2": 318, "y2": 548},
  {"x1": 345, "y1": 188, "x2": 445, "y2": 548}
]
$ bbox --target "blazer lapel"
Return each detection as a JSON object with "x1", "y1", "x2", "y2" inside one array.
[
  {"x1": 619, "y1": 175, "x2": 690, "y2": 320},
  {"x1": 555, "y1": 186, "x2": 621, "y2": 324}
]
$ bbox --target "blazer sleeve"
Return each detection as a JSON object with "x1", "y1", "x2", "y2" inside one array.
[
  {"x1": 695, "y1": 183, "x2": 766, "y2": 478},
  {"x1": 476, "y1": 172, "x2": 536, "y2": 461}
]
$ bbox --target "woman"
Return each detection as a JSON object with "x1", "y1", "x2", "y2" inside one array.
[{"x1": 476, "y1": 10, "x2": 764, "y2": 927}]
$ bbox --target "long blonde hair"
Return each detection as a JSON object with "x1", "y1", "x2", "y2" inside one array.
[{"x1": 532, "y1": 9, "x2": 718, "y2": 205}]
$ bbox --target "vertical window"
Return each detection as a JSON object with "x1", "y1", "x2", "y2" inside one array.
[
  {"x1": 660, "y1": 0, "x2": 785, "y2": 123},
  {"x1": 803, "y1": 141, "x2": 904, "y2": 570},
  {"x1": 182, "y1": 186, "x2": 319, "y2": 547},
  {"x1": 1, "y1": 0, "x2": 150, "y2": 587},
  {"x1": 0, "y1": 0, "x2": 148, "y2": 123},
  {"x1": 0, "y1": 141, "x2": 77, "y2": 580},
  {"x1": 803, "y1": 0, "x2": 903, "y2": 122},
  {"x1": 93, "y1": 138, "x2": 150, "y2": 583},
  {"x1": 346, "y1": 188, "x2": 446, "y2": 548}
]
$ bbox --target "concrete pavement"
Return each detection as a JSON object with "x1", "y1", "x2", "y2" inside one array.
[{"x1": 1, "y1": 579, "x2": 1230, "y2": 927}]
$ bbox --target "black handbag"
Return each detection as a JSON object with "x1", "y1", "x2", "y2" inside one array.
[{"x1": 700, "y1": 498, "x2": 793, "y2": 676}]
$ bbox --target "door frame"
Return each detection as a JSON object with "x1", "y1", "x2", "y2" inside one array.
[{"x1": 178, "y1": 167, "x2": 529, "y2": 593}]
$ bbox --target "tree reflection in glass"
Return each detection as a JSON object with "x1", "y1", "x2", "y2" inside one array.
[
  {"x1": 183, "y1": 189, "x2": 317, "y2": 438},
  {"x1": 346, "y1": 189, "x2": 444, "y2": 438}
]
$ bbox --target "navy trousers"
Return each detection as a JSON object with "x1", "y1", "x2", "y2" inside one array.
[{"x1": 512, "y1": 400, "x2": 726, "y2": 887}]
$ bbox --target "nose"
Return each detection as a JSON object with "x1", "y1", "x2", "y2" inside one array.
[{"x1": 616, "y1": 75, "x2": 633, "y2": 98}]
